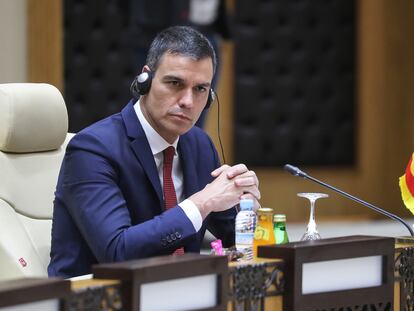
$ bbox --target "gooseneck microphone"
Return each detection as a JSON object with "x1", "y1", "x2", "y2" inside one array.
[{"x1": 284, "y1": 164, "x2": 414, "y2": 237}]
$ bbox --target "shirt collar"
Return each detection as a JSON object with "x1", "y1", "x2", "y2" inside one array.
[{"x1": 134, "y1": 100, "x2": 179, "y2": 155}]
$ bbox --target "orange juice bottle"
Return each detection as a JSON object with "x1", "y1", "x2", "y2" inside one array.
[{"x1": 253, "y1": 208, "x2": 275, "y2": 258}]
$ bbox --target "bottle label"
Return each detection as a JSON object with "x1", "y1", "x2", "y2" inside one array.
[
  {"x1": 254, "y1": 226, "x2": 270, "y2": 241},
  {"x1": 274, "y1": 228, "x2": 289, "y2": 244},
  {"x1": 236, "y1": 232, "x2": 254, "y2": 245}
]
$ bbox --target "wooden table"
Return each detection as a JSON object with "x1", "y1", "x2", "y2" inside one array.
[{"x1": 66, "y1": 238, "x2": 414, "y2": 311}]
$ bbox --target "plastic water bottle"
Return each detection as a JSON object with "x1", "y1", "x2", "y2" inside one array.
[{"x1": 235, "y1": 199, "x2": 256, "y2": 260}]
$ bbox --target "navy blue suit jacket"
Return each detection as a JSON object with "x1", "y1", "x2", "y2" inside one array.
[{"x1": 48, "y1": 101, "x2": 236, "y2": 278}]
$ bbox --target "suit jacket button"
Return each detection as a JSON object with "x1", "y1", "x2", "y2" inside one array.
[{"x1": 175, "y1": 232, "x2": 182, "y2": 239}]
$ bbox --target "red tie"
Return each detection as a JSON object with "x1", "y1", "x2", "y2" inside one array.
[{"x1": 163, "y1": 146, "x2": 184, "y2": 255}]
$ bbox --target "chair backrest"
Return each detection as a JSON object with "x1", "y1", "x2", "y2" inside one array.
[{"x1": 0, "y1": 83, "x2": 72, "y2": 280}]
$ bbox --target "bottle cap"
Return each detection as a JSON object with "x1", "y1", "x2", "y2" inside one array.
[
  {"x1": 239, "y1": 199, "x2": 254, "y2": 210},
  {"x1": 257, "y1": 207, "x2": 273, "y2": 214},
  {"x1": 273, "y1": 214, "x2": 286, "y2": 222}
]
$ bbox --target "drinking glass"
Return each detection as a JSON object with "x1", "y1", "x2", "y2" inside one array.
[{"x1": 297, "y1": 193, "x2": 329, "y2": 241}]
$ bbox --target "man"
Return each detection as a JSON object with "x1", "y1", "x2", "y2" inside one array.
[{"x1": 48, "y1": 26, "x2": 260, "y2": 278}]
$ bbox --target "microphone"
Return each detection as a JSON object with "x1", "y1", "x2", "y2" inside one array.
[{"x1": 284, "y1": 164, "x2": 414, "y2": 237}]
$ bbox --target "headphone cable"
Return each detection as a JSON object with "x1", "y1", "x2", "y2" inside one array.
[
  {"x1": 215, "y1": 93, "x2": 226, "y2": 164},
  {"x1": 215, "y1": 95, "x2": 240, "y2": 212}
]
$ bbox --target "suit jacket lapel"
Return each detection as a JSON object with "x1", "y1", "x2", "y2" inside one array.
[
  {"x1": 178, "y1": 136, "x2": 200, "y2": 198},
  {"x1": 121, "y1": 101, "x2": 163, "y2": 205}
]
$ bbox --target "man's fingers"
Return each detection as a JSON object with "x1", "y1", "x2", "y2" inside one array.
[
  {"x1": 233, "y1": 171, "x2": 259, "y2": 187},
  {"x1": 239, "y1": 186, "x2": 261, "y2": 200},
  {"x1": 225, "y1": 164, "x2": 248, "y2": 179},
  {"x1": 234, "y1": 176, "x2": 257, "y2": 187},
  {"x1": 211, "y1": 164, "x2": 258, "y2": 185},
  {"x1": 211, "y1": 164, "x2": 230, "y2": 177}
]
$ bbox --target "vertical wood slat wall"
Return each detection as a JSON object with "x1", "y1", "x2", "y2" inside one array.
[
  {"x1": 28, "y1": 0, "x2": 414, "y2": 222},
  {"x1": 27, "y1": 0, "x2": 62, "y2": 90}
]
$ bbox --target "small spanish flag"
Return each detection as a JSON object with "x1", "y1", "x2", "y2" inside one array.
[{"x1": 399, "y1": 153, "x2": 414, "y2": 215}]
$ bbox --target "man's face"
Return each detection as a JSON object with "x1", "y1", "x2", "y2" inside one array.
[{"x1": 140, "y1": 53, "x2": 214, "y2": 144}]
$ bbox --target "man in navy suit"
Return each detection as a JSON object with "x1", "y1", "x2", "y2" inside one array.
[{"x1": 48, "y1": 26, "x2": 260, "y2": 278}]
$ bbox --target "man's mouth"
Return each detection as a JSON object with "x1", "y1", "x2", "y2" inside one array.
[{"x1": 170, "y1": 113, "x2": 192, "y2": 121}]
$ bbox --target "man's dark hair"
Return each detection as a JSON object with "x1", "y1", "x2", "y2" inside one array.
[{"x1": 146, "y1": 26, "x2": 217, "y2": 75}]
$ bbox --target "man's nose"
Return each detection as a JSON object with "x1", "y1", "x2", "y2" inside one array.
[{"x1": 178, "y1": 89, "x2": 194, "y2": 108}]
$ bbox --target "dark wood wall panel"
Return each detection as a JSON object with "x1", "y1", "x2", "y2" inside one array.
[
  {"x1": 234, "y1": 0, "x2": 356, "y2": 167},
  {"x1": 64, "y1": 0, "x2": 134, "y2": 132}
]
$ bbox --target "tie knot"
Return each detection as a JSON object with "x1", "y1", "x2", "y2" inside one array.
[{"x1": 163, "y1": 146, "x2": 175, "y2": 165}]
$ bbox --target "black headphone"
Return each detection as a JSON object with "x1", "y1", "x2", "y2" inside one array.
[{"x1": 130, "y1": 71, "x2": 215, "y2": 109}]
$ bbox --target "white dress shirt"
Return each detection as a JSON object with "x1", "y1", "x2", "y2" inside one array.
[{"x1": 134, "y1": 101, "x2": 202, "y2": 231}]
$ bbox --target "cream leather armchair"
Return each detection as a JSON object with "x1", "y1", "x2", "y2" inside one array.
[{"x1": 0, "y1": 83, "x2": 73, "y2": 280}]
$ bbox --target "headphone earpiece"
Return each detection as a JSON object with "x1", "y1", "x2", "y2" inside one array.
[
  {"x1": 136, "y1": 71, "x2": 152, "y2": 95},
  {"x1": 205, "y1": 88, "x2": 215, "y2": 109},
  {"x1": 130, "y1": 71, "x2": 152, "y2": 99},
  {"x1": 130, "y1": 70, "x2": 214, "y2": 109}
]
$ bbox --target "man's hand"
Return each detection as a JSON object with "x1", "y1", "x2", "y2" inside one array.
[{"x1": 189, "y1": 164, "x2": 261, "y2": 219}]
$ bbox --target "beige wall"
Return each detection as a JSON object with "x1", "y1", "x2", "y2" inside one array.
[{"x1": 0, "y1": 0, "x2": 27, "y2": 83}]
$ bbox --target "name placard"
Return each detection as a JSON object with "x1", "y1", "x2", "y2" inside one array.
[{"x1": 302, "y1": 255, "x2": 382, "y2": 294}]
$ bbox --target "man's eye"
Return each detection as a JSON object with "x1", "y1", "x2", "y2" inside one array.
[
  {"x1": 169, "y1": 81, "x2": 180, "y2": 86},
  {"x1": 196, "y1": 86, "x2": 207, "y2": 93}
]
